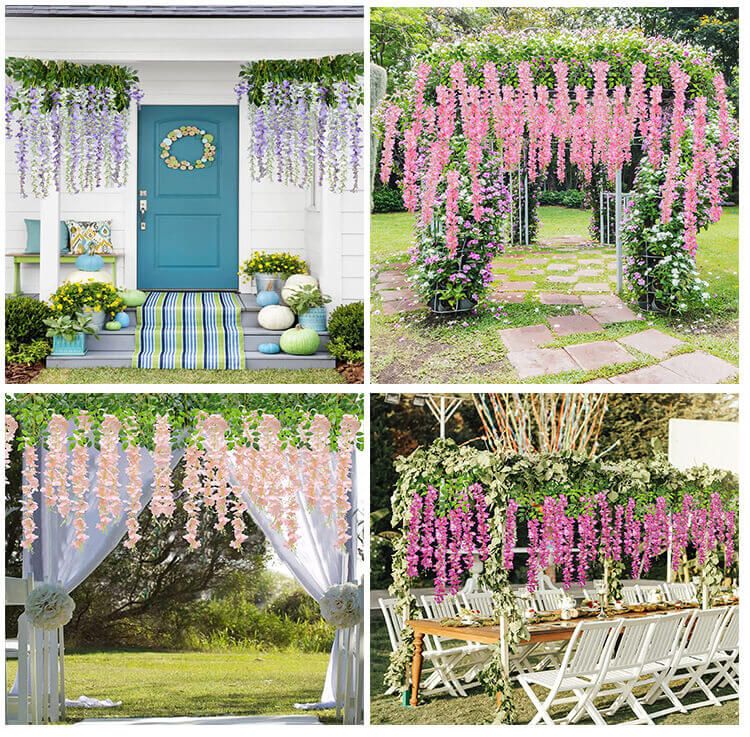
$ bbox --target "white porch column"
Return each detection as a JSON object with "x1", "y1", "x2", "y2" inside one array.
[
  {"x1": 39, "y1": 193, "x2": 61, "y2": 300},
  {"x1": 317, "y1": 187, "x2": 343, "y2": 307}
]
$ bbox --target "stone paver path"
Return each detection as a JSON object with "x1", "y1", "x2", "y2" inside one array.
[
  {"x1": 547, "y1": 313, "x2": 601, "y2": 335},
  {"x1": 618, "y1": 329, "x2": 685, "y2": 359},
  {"x1": 566, "y1": 341, "x2": 634, "y2": 371}
]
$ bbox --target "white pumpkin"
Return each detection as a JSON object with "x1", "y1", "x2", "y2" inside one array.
[
  {"x1": 282, "y1": 274, "x2": 318, "y2": 304},
  {"x1": 258, "y1": 304, "x2": 295, "y2": 331},
  {"x1": 66, "y1": 270, "x2": 113, "y2": 285}
]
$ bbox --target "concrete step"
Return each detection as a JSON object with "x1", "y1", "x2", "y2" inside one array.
[
  {"x1": 46, "y1": 348, "x2": 335, "y2": 370},
  {"x1": 87, "y1": 327, "x2": 329, "y2": 352}
]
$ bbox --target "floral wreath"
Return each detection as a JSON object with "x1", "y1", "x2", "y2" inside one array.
[{"x1": 160, "y1": 125, "x2": 216, "y2": 170}]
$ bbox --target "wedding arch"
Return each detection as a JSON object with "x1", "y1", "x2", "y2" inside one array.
[
  {"x1": 377, "y1": 28, "x2": 737, "y2": 312},
  {"x1": 5, "y1": 393, "x2": 364, "y2": 723},
  {"x1": 385, "y1": 438, "x2": 738, "y2": 723}
]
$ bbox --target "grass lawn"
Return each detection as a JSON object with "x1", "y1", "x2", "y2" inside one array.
[
  {"x1": 6, "y1": 648, "x2": 333, "y2": 722},
  {"x1": 369, "y1": 614, "x2": 738, "y2": 725},
  {"x1": 32, "y1": 367, "x2": 345, "y2": 384},
  {"x1": 371, "y1": 206, "x2": 738, "y2": 384}
]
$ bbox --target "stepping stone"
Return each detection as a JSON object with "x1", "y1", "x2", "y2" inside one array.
[
  {"x1": 548, "y1": 314, "x2": 602, "y2": 336},
  {"x1": 659, "y1": 352, "x2": 738, "y2": 384},
  {"x1": 492, "y1": 292, "x2": 526, "y2": 304},
  {"x1": 547, "y1": 263, "x2": 576, "y2": 271},
  {"x1": 499, "y1": 281, "x2": 536, "y2": 291},
  {"x1": 507, "y1": 348, "x2": 579, "y2": 379},
  {"x1": 499, "y1": 324, "x2": 554, "y2": 352},
  {"x1": 589, "y1": 304, "x2": 641, "y2": 324},
  {"x1": 579, "y1": 259, "x2": 604, "y2": 265},
  {"x1": 379, "y1": 289, "x2": 409, "y2": 302},
  {"x1": 574, "y1": 282, "x2": 611, "y2": 292},
  {"x1": 524, "y1": 258, "x2": 547, "y2": 265},
  {"x1": 539, "y1": 293, "x2": 582, "y2": 305},
  {"x1": 548, "y1": 275, "x2": 578, "y2": 284},
  {"x1": 609, "y1": 365, "x2": 684, "y2": 384},
  {"x1": 585, "y1": 378, "x2": 613, "y2": 384},
  {"x1": 580, "y1": 294, "x2": 624, "y2": 308},
  {"x1": 618, "y1": 329, "x2": 685, "y2": 359},
  {"x1": 515, "y1": 269, "x2": 544, "y2": 276},
  {"x1": 377, "y1": 271, "x2": 407, "y2": 285},
  {"x1": 565, "y1": 341, "x2": 635, "y2": 371},
  {"x1": 574, "y1": 269, "x2": 603, "y2": 278}
]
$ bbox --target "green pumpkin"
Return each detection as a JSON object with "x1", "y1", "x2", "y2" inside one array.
[
  {"x1": 119, "y1": 289, "x2": 147, "y2": 307},
  {"x1": 105, "y1": 320, "x2": 122, "y2": 331},
  {"x1": 279, "y1": 325, "x2": 320, "y2": 355}
]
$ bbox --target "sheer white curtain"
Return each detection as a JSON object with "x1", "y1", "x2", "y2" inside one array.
[{"x1": 235, "y1": 451, "x2": 361, "y2": 708}]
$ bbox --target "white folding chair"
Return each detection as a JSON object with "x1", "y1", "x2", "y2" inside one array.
[
  {"x1": 461, "y1": 591, "x2": 494, "y2": 617},
  {"x1": 620, "y1": 586, "x2": 641, "y2": 605},
  {"x1": 637, "y1": 584, "x2": 663, "y2": 604},
  {"x1": 517, "y1": 618, "x2": 623, "y2": 725},
  {"x1": 662, "y1": 582, "x2": 698, "y2": 604},
  {"x1": 378, "y1": 597, "x2": 463, "y2": 698},
  {"x1": 644, "y1": 607, "x2": 726, "y2": 716},
  {"x1": 534, "y1": 589, "x2": 564, "y2": 612},
  {"x1": 5, "y1": 576, "x2": 35, "y2": 725},
  {"x1": 705, "y1": 605, "x2": 739, "y2": 701}
]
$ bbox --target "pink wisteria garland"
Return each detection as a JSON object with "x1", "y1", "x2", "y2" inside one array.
[
  {"x1": 5, "y1": 415, "x2": 18, "y2": 488},
  {"x1": 12, "y1": 412, "x2": 360, "y2": 555},
  {"x1": 380, "y1": 59, "x2": 734, "y2": 258}
]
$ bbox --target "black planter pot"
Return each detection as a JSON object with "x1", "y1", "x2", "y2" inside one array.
[{"x1": 428, "y1": 295, "x2": 476, "y2": 315}]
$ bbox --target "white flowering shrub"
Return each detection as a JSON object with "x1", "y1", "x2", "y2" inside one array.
[
  {"x1": 319, "y1": 582, "x2": 363, "y2": 629},
  {"x1": 25, "y1": 583, "x2": 75, "y2": 630}
]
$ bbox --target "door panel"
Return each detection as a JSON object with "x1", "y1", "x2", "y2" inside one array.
[{"x1": 137, "y1": 105, "x2": 238, "y2": 290}]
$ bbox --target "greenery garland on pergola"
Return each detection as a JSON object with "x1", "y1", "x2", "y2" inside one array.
[{"x1": 386, "y1": 438, "x2": 738, "y2": 723}]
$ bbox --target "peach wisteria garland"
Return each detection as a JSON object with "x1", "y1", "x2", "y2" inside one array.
[
  {"x1": 379, "y1": 59, "x2": 735, "y2": 257},
  {"x1": 8, "y1": 412, "x2": 360, "y2": 554}
]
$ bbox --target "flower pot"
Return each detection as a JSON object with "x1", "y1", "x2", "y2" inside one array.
[
  {"x1": 298, "y1": 306, "x2": 327, "y2": 332},
  {"x1": 254, "y1": 273, "x2": 282, "y2": 295},
  {"x1": 80, "y1": 309, "x2": 106, "y2": 333},
  {"x1": 428, "y1": 295, "x2": 475, "y2": 315},
  {"x1": 52, "y1": 333, "x2": 87, "y2": 356}
]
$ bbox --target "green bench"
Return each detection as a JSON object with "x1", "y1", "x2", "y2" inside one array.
[{"x1": 11, "y1": 254, "x2": 118, "y2": 295}]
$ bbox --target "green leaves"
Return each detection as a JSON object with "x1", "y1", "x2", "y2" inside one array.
[{"x1": 238, "y1": 54, "x2": 364, "y2": 107}]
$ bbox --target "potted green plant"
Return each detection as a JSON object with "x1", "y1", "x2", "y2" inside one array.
[
  {"x1": 239, "y1": 251, "x2": 308, "y2": 295},
  {"x1": 285, "y1": 284, "x2": 331, "y2": 332},
  {"x1": 49, "y1": 281, "x2": 126, "y2": 333},
  {"x1": 43, "y1": 313, "x2": 96, "y2": 356}
]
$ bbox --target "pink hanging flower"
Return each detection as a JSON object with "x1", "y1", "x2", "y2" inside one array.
[
  {"x1": 331, "y1": 414, "x2": 359, "y2": 549},
  {"x1": 607, "y1": 85, "x2": 631, "y2": 181},
  {"x1": 705, "y1": 146, "x2": 724, "y2": 222},
  {"x1": 713, "y1": 74, "x2": 732, "y2": 150},
  {"x1": 200, "y1": 413, "x2": 231, "y2": 531},
  {"x1": 628, "y1": 62, "x2": 648, "y2": 138},
  {"x1": 401, "y1": 126, "x2": 419, "y2": 212},
  {"x1": 444, "y1": 168, "x2": 460, "y2": 257},
  {"x1": 669, "y1": 494, "x2": 693, "y2": 572},
  {"x1": 526, "y1": 518, "x2": 541, "y2": 593},
  {"x1": 419, "y1": 485, "x2": 438, "y2": 571},
  {"x1": 623, "y1": 498, "x2": 641, "y2": 579},
  {"x1": 660, "y1": 63, "x2": 690, "y2": 223},
  {"x1": 552, "y1": 60, "x2": 570, "y2": 182},
  {"x1": 577, "y1": 498, "x2": 598, "y2": 585},
  {"x1": 379, "y1": 104, "x2": 401, "y2": 185},
  {"x1": 5, "y1": 415, "x2": 18, "y2": 487},
  {"x1": 683, "y1": 96, "x2": 707, "y2": 256},
  {"x1": 20, "y1": 444, "x2": 39, "y2": 550},
  {"x1": 95, "y1": 414, "x2": 122, "y2": 531},
  {"x1": 434, "y1": 516, "x2": 449, "y2": 602},
  {"x1": 645, "y1": 85, "x2": 663, "y2": 168},
  {"x1": 70, "y1": 412, "x2": 92, "y2": 549},
  {"x1": 406, "y1": 492, "x2": 423, "y2": 577},
  {"x1": 569, "y1": 86, "x2": 592, "y2": 182},
  {"x1": 502, "y1": 499, "x2": 518, "y2": 571},
  {"x1": 149, "y1": 414, "x2": 174, "y2": 519},
  {"x1": 181, "y1": 440, "x2": 204, "y2": 550},
  {"x1": 469, "y1": 483, "x2": 490, "y2": 562},
  {"x1": 122, "y1": 416, "x2": 143, "y2": 549},
  {"x1": 590, "y1": 61, "x2": 611, "y2": 168},
  {"x1": 43, "y1": 414, "x2": 70, "y2": 513},
  {"x1": 723, "y1": 508, "x2": 736, "y2": 567}
]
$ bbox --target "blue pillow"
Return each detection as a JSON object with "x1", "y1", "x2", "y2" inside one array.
[{"x1": 24, "y1": 219, "x2": 70, "y2": 254}]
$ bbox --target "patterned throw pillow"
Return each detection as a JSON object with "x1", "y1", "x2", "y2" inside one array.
[{"x1": 66, "y1": 220, "x2": 114, "y2": 255}]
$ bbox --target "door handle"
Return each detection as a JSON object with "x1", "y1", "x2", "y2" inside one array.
[{"x1": 139, "y1": 198, "x2": 148, "y2": 230}]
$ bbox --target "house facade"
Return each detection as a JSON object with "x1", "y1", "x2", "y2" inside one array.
[{"x1": 5, "y1": 6, "x2": 364, "y2": 317}]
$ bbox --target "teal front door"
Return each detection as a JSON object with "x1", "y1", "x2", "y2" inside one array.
[{"x1": 137, "y1": 105, "x2": 238, "y2": 290}]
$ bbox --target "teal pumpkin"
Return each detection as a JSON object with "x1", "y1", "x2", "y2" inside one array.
[
  {"x1": 105, "y1": 320, "x2": 122, "y2": 331},
  {"x1": 256, "y1": 289, "x2": 280, "y2": 307},
  {"x1": 279, "y1": 325, "x2": 320, "y2": 355},
  {"x1": 119, "y1": 289, "x2": 147, "y2": 307},
  {"x1": 75, "y1": 254, "x2": 104, "y2": 272},
  {"x1": 114, "y1": 311, "x2": 130, "y2": 328},
  {"x1": 258, "y1": 342, "x2": 280, "y2": 355}
]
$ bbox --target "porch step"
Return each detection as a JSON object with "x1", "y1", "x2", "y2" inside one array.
[
  {"x1": 46, "y1": 348, "x2": 335, "y2": 370},
  {"x1": 86, "y1": 326, "x2": 329, "y2": 352}
]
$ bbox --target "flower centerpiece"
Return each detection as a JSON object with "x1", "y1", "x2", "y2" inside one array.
[
  {"x1": 44, "y1": 313, "x2": 96, "y2": 356},
  {"x1": 239, "y1": 251, "x2": 308, "y2": 295},
  {"x1": 49, "y1": 281, "x2": 126, "y2": 333},
  {"x1": 25, "y1": 583, "x2": 75, "y2": 630},
  {"x1": 285, "y1": 284, "x2": 331, "y2": 332},
  {"x1": 319, "y1": 582, "x2": 363, "y2": 629}
]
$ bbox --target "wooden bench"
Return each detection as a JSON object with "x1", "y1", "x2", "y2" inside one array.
[{"x1": 11, "y1": 254, "x2": 118, "y2": 295}]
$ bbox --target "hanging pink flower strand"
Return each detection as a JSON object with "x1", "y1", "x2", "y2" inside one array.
[
  {"x1": 5, "y1": 415, "x2": 18, "y2": 488},
  {"x1": 149, "y1": 414, "x2": 174, "y2": 519},
  {"x1": 20, "y1": 444, "x2": 39, "y2": 550}
]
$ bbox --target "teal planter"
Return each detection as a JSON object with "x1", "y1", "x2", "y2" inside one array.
[
  {"x1": 298, "y1": 306, "x2": 327, "y2": 332},
  {"x1": 52, "y1": 333, "x2": 86, "y2": 356}
]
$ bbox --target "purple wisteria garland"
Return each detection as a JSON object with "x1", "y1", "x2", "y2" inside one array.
[
  {"x1": 5, "y1": 83, "x2": 143, "y2": 198},
  {"x1": 235, "y1": 79, "x2": 363, "y2": 193}
]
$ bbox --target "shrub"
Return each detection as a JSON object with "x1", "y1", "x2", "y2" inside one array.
[
  {"x1": 327, "y1": 302, "x2": 364, "y2": 363},
  {"x1": 5, "y1": 339, "x2": 51, "y2": 366},
  {"x1": 538, "y1": 188, "x2": 586, "y2": 209},
  {"x1": 5, "y1": 296, "x2": 51, "y2": 348},
  {"x1": 372, "y1": 186, "x2": 405, "y2": 213},
  {"x1": 268, "y1": 588, "x2": 323, "y2": 623}
]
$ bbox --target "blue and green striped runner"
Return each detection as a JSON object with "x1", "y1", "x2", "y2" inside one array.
[{"x1": 133, "y1": 292, "x2": 244, "y2": 369}]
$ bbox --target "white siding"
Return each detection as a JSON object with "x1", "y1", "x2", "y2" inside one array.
[{"x1": 5, "y1": 59, "x2": 363, "y2": 306}]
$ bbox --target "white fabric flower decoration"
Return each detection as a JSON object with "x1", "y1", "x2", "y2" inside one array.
[
  {"x1": 25, "y1": 583, "x2": 75, "y2": 630},
  {"x1": 319, "y1": 583, "x2": 363, "y2": 629}
]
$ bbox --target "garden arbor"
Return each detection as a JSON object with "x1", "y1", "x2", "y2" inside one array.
[
  {"x1": 5, "y1": 393, "x2": 365, "y2": 724},
  {"x1": 386, "y1": 439, "x2": 738, "y2": 722},
  {"x1": 378, "y1": 29, "x2": 736, "y2": 314}
]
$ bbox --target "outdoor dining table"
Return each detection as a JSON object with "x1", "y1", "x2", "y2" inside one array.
[{"x1": 406, "y1": 605, "x2": 707, "y2": 708}]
